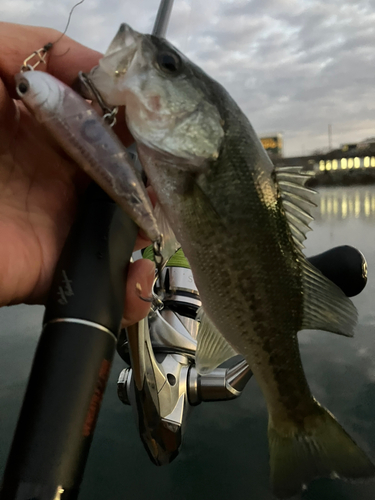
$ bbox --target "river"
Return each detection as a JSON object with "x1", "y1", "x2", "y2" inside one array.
[{"x1": 0, "y1": 186, "x2": 375, "y2": 499}]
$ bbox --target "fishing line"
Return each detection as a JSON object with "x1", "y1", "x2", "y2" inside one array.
[
  {"x1": 20, "y1": 0, "x2": 86, "y2": 72},
  {"x1": 39, "y1": 0, "x2": 86, "y2": 57},
  {"x1": 181, "y1": 0, "x2": 193, "y2": 53},
  {"x1": 51, "y1": 0, "x2": 86, "y2": 47}
]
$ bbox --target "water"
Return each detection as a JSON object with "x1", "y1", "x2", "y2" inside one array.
[{"x1": 0, "y1": 186, "x2": 375, "y2": 499}]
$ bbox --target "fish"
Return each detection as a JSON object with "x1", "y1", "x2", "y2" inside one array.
[
  {"x1": 89, "y1": 24, "x2": 375, "y2": 497},
  {"x1": 14, "y1": 70, "x2": 160, "y2": 243}
]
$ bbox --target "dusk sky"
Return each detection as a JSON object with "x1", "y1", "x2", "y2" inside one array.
[{"x1": 2, "y1": 0, "x2": 375, "y2": 156}]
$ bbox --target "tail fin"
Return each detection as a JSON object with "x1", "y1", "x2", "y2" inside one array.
[{"x1": 268, "y1": 402, "x2": 375, "y2": 499}]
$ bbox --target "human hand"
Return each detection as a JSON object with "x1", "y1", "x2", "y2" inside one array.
[{"x1": 0, "y1": 22, "x2": 154, "y2": 326}]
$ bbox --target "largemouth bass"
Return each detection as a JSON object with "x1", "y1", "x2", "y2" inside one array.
[
  {"x1": 90, "y1": 24, "x2": 374, "y2": 497},
  {"x1": 14, "y1": 70, "x2": 160, "y2": 242}
]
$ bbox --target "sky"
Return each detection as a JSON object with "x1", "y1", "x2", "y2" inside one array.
[{"x1": 2, "y1": 0, "x2": 375, "y2": 157}]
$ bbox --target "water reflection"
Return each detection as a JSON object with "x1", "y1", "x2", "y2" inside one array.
[
  {"x1": 2, "y1": 189, "x2": 375, "y2": 500},
  {"x1": 317, "y1": 187, "x2": 375, "y2": 221}
]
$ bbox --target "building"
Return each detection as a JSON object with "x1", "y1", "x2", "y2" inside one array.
[
  {"x1": 315, "y1": 140, "x2": 375, "y2": 173},
  {"x1": 260, "y1": 134, "x2": 283, "y2": 157},
  {"x1": 272, "y1": 140, "x2": 375, "y2": 173}
]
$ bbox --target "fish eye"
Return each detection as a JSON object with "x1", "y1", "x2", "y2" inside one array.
[
  {"x1": 17, "y1": 81, "x2": 29, "y2": 94},
  {"x1": 156, "y1": 51, "x2": 181, "y2": 75}
]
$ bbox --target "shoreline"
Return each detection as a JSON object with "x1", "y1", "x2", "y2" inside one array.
[{"x1": 306, "y1": 170, "x2": 375, "y2": 188}]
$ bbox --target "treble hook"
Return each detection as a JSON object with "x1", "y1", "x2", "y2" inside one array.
[{"x1": 135, "y1": 282, "x2": 164, "y2": 311}]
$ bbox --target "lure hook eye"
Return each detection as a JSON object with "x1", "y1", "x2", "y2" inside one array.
[{"x1": 17, "y1": 80, "x2": 29, "y2": 95}]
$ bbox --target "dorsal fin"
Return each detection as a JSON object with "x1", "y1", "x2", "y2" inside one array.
[{"x1": 275, "y1": 166, "x2": 317, "y2": 249}]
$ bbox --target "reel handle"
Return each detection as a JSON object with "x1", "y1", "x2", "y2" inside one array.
[{"x1": 308, "y1": 245, "x2": 367, "y2": 297}]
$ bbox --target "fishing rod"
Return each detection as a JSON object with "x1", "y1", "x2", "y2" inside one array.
[
  {"x1": 0, "y1": 2, "x2": 174, "y2": 499},
  {"x1": 152, "y1": 0, "x2": 174, "y2": 37},
  {"x1": 1, "y1": 185, "x2": 137, "y2": 500}
]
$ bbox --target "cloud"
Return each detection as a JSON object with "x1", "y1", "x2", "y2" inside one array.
[{"x1": 2, "y1": 0, "x2": 375, "y2": 156}]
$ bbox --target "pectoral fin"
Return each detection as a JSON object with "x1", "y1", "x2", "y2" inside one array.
[
  {"x1": 301, "y1": 257, "x2": 357, "y2": 336},
  {"x1": 195, "y1": 307, "x2": 238, "y2": 374}
]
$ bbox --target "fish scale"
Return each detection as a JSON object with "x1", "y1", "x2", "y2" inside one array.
[
  {"x1": 90, "y1": 23, "x2": 375, "y2": 498},
  {"x1": 140, "y1": 134, "x2": 305, "y2": 413}
]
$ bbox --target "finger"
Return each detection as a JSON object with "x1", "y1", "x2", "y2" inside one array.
[
  {"x1": 121, "y1": 258, "x2": 155, "y2": 328},
  {"x1": 0, "y1": 22, "x2": 102, "y2": 96}
]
